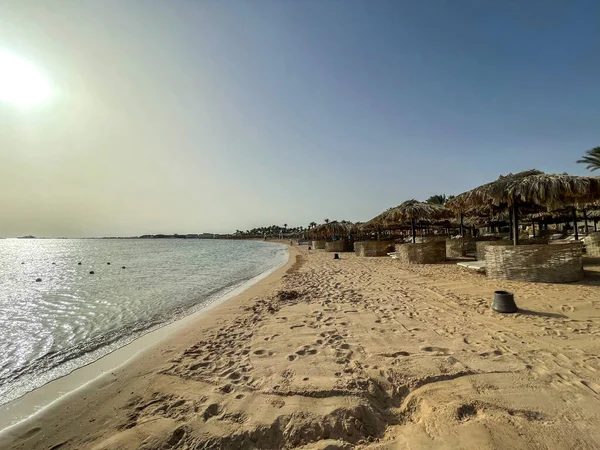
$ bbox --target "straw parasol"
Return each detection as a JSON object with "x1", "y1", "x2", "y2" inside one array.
[
  {"x1": 447, "y1": 170, "x2": 600, "y2": 244},
  {"x1": 382, "y1": 200, "x2": 450, "y2": 243},
  {"x1": 310, "y1": 221, "x2": 353, "y2": 239},
  {"x1": 446, "y1": 170, "x2": 543, "y2": 214},
  {"x1": 362, "y1": 208, "x2": 397, "y2": 231}
]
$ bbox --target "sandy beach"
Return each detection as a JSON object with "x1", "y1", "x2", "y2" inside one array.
[{"x1": 3, "y1": 245, "x2": 600, "y2": 449}]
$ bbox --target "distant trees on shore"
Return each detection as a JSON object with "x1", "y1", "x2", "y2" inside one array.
[
  {"x1": 233, "y1": 220, "x2": 343, "y2": 239},
  {"x1": 234, "y1": 225, "x2": 304, "y2": 239}
]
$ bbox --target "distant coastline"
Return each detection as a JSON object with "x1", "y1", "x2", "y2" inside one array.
[{"x1": 6, "y1": 234, "x2": 231, "y2": 240}]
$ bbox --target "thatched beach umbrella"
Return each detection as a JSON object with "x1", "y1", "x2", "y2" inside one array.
[
  {"x1": 448, "y1": 170, "x2": 600, "y2": 245},
  {"x1": 310, "y1": 220, "x2": 353, "y2": 239},
  {"x1": 383, "y1": 200, "x2": 449, "y2": 243},
  {"x1": 586, "y1": 208, "x2": 600, "y2": 232},
  {"x1": 362, "y1": 208, "x2": 397, "y2": 231}
]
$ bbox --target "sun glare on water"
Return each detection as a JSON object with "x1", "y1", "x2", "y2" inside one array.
[{"x1": 0, "y1": 51, "x2": 51, "y2": 107}]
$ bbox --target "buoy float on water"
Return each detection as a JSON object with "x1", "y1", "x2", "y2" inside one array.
[
  {"x1": 35, "y1": 278, "x2": 42, "y2": 282},
  {"x1": 89, "y1": 271, "x2": 95, "y2": 275},
  {"x1": 78, "y1": 262, "x2": 82, "y2": 265}
]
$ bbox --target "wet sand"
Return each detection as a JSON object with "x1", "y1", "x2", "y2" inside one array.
[{"x1": 3, "y1": 246, "x2": 600, "y2": 449}]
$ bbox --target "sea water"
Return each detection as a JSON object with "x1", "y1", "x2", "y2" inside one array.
[{"x1": 0, "y1": 239, "x2": 287, "y2": 404}]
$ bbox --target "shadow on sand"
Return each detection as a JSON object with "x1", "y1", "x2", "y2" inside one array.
[{"x1": 516, "y1": 309, "x2": 567, "y2": 319}]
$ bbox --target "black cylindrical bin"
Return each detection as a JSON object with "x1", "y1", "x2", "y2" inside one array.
[
  {"x1": 334, "y1": 253, "x2": 340, "y2": 259},
  {"x1": 492, "y1": 290, "x2": 518, "y2": 313}
]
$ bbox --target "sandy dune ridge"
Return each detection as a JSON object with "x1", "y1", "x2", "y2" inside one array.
[{"x1": 3, "y1": 246, "x2": 600, "y2": 449}]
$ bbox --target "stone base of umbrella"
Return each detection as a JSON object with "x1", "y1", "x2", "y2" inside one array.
[
  {"x1": 475, "y1": 240, "x2": 510, "y2": 260},
  {"x1": 354, "y1": 241, "x2": 394, "y2": 257},
  {"x1": 446, "y1": 236, "x2": 503, "y2": 259},
  {"x1": 325, "y1": 240, "x2": 352, "y2": 252},
  {"x1": 484, "y1": 242, "x2": 583, "y2": 283},
  {"x1": 585, "y1": 232, "x2": 600, "y2": 257},
  {"x1": 475, "y1": 238, "x2": 550, "y2": 260},
  {"x1": 394, "y1": 241, "x2": 446, "y2": 264},
  {"x1": 312, "y1": 240, "x2": 326, "y2": 250}
]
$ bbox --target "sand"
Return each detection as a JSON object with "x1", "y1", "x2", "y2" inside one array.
[{"x1": 3, "y1": 246, "x2": 600, "y2": 449}]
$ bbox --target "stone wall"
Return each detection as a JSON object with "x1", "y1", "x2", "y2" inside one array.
[
  {"x1": 354, "y1": 241, "x2": 394, "y2": 257},
  {"x1": 312, "y1": 240, "x2": 326, "y2": 249},
  {"x1": 475, "y1": 238, "x2": 548, "y2": 260},
  {"x1": 475, "y1": 240, "x2": 510, "y2": 260},
  {"x1": 394, "y1": 241, "x2": 446, "y2": 264},
  {"x1": 445, "y1": 238, "x2": 465, "y2": 258},
  {"x1": 445, "y1": 237, "x2": 496, "y2": 258},
  {"x1": 484, "y1": 242, "x2": 583, "y2": 283},
  {"x1": 586, "y1": 233, "x2": 600, "y2": 257},
  {"x1": 325, "y1": 240, "x2": 352, "y2": 252}
]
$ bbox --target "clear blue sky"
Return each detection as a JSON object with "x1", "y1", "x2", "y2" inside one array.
[{"x1": 1, "y1": 0, "x2": 599, "y2": 236}]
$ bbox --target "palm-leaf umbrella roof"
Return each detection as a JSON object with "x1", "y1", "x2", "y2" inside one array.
[
  {"x1": 384, "y1": 199, "x2": 450, "y2": 222},
  {"x1": 377, "y1": 200, "x2": 451, "y2": 243},
  {"x1": 586, "y1": 209, "x2": 600, "y2": 219},
  {"x1": 447, "y1": 169, "x2": 600, "y2": 244},
  {"x1": 310, "y1": 221, "x2": 353, "y2": 238},
  {"x1": 490, "y1": 173, "x2": 600, "y2": 210},
  {"x1": 446, "y1": 170, "x2": 543, "y2": 213},
  {"x1": 447, "y1": 170, "x2": 600, "y2": 212},
  {"x1": 362, "y1": 208, "x2": 397, "y2": 230}
]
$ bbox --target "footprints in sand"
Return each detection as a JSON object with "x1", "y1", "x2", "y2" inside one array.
[
  {"x1": 381, "y1": 351, "x2": 410, "y2": 358},
  {"x1": 580, "y1": 380, "x2": 600, "y2": 395},
  {"x1": 288, "y1": 344, "x2": 318, "y2": 361},
  {"x1": 111, "y1": 250, "x2": 600, "y2": 450},
  {"x1": 219, "y1": 384, "x2": 234, "y2": 394},
  {"x1": 161, "y1": 317, "x2": 261, "y2": 393},
  {"x1": 456, "y1": 403, "x2": 478, "y2": 421},
  {"x1": 479, "y1": 349, "x2": 503, "y2": 358},
  {"x1": 202, "y1": 403, "x2": 221, "y2": 420},
  {"x1": 295, "y1": 345, "x2": 318, "y2": 356},
  {"x1": 421, "y1": 346, "x2": 451, "y2": 355},
  {"x1": 121, "y1": 393, "x2": 204, "y2": 430}
]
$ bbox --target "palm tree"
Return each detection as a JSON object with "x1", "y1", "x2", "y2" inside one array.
[
  {"x1": 426, "y1": 194, "x2": 447, "y2": 205},
  {"x1": 577, "y1": 147, "x2": 600, "y2": 171},
  {"x1": 324, "y1": 218, "x2": 330, "y2": 224},
  {"x1": 309, "y1": 221, "x2": 317, "y2": 229}
]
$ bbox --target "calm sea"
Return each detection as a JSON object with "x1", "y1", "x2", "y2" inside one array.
[{"x1": 0, "y1": 239, "x2": 287, "y2": 405}]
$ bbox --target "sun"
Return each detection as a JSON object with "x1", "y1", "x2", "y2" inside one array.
[{"x1": 0, "y1": 51, "x2": 51, "y2": 107}]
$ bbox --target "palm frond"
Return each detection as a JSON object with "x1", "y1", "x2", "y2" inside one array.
[{"x1": 576, "y1": 147, "x2": 600, "y2": 172}]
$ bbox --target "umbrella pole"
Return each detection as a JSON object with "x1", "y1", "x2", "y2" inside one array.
[
  {"x1": 584, "y1": 209, "x2": 589, "y2": 235},
  {"x1": 512, "y1": 203, "x2": 519, "y2": 246},
  {"x1": 532, "y1": 220, "x2": 536, "y2": 238},
  {"x1": 572, "y1": 207, "x2": 579, "y2": 240},
  {"x1": 595, "y1": 218, "x2": 598, "y2": 232},
  {"x1": 411, "y1": 218, "x2": 416, "y2": 244},
  {"x1": 509, "y1": 208, "x2": 513, "y2": 241},
  {"x1": 459, "y1": 214, "x2": 464, "y2": 237}
]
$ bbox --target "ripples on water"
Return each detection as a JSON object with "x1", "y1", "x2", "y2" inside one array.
[{"x1": 0, "y1": 239, "x2": 287, "y2": 404}]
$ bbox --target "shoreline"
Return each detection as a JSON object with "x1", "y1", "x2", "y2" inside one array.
[{"x1": 0, "y1": 243, "x2": 294, "y2": 433}]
